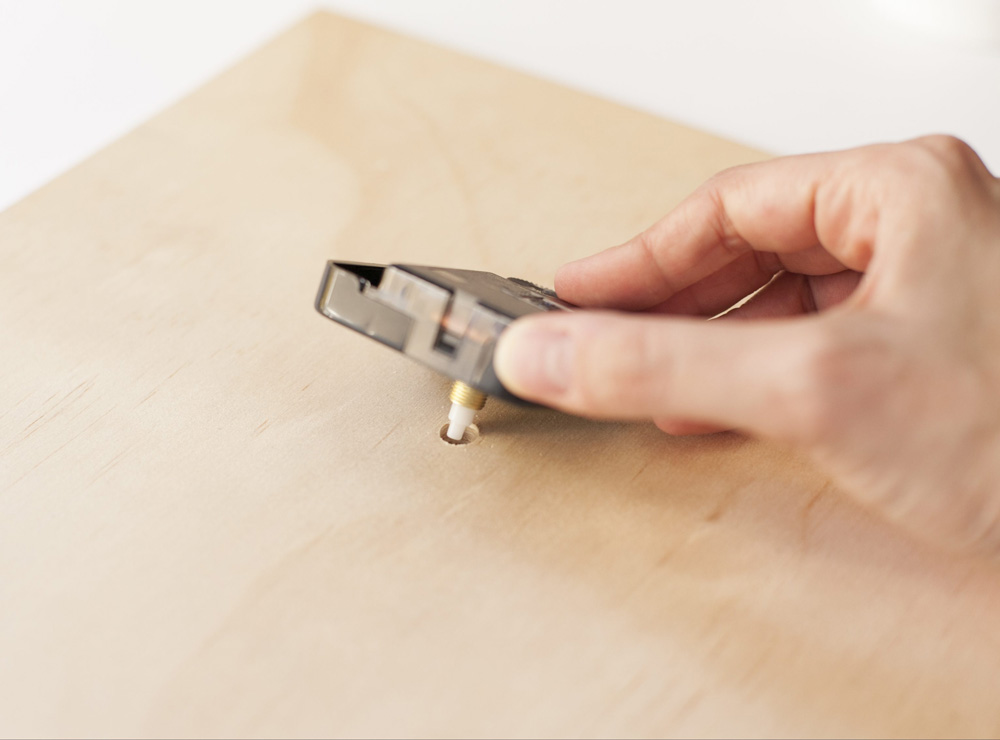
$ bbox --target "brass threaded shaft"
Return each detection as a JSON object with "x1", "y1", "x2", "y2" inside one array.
[{"x1": 449, "y1": 380, "x2": 487, "y2": 410}]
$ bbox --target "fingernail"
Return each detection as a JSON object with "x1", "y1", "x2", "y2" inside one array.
[{"x1": 495, "y1": 322, "x2": 573, "y2": 396}]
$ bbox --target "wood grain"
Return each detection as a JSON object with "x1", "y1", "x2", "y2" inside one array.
[{"x1": 1, "y1": 11, "x2": 998, "y2": 738}]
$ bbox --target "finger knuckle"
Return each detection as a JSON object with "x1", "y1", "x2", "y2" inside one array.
[
  {"x1": 784, "y1": 327, "x2": 857, "y2": 443},
  {"x1": 912, "y1": 133, "x2": 979, "y2": 165},
  {"x1": 574, "y1": 323, "x2": 665, "y2": 413},
  {"x1": 788, "y1": 321, "x2": 908, "y2": 447},
  {"x1": 854, "y1": 136, "x2": 968, "y2": 190},
  {"x1": 704, "y1": 164, "x2": 747, "y2": 188},
  {"x1": 691, "y1": 175, "x2": 746, "y2": 256},
  {"x1": 902, "y1": 134, "x2": 986, "y2": 188}
]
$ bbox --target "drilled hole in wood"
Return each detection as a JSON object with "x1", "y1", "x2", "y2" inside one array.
[{"x1": 439, "y1": 423, "x2": 480, "y2": 446}]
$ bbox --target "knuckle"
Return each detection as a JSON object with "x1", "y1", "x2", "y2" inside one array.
[
  {"x1": 704, "y1": 164, "x2": 745, "y2": 188},
  {"x1": 634, "y1": 229, "x2": 666, "y2": 278},
  {"x1": 912, "y1": 133, "x2": 978, "y2": 164},
  {"x1": 786, "y1": 321, "x2": 903, "y2": 446},
  {"x1": 783, "y1": 326, "x2": 858, "y2": 443},
  {"x1": 573, "y1": 322, "x2": 665, "y2": 414},
  {"x1": 902, "y1": 134, "x2": 985, "y2": 187},
  {"x1": 693, "y1": 174, "x2": 746, "y2": 256},
  {"x1": 849, "y1": 137, "x2": 990, "y2": 218}
]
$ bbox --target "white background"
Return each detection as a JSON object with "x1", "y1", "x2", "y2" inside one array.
[{"x1": 2, "y1": 0, "x2": 999, "y2": 213}]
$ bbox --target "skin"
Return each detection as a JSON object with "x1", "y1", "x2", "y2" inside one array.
[{"x1": 494, "y1": 135, "x2": 1000, "y2": 553}]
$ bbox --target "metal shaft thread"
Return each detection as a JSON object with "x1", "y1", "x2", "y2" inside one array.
[{"x1": 449, "y1": 381, "x2": 487, "y2": 410}]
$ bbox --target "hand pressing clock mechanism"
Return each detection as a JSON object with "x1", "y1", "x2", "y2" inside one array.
[{"x1": 314, "y1": 261, "x2": 573, "y2": 442}]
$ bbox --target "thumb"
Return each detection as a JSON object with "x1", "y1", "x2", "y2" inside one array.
[{"x1": 494, "y1": 310, "x2": 833, "y2": 442}]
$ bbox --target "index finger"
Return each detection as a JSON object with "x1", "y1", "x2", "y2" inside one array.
[{"x1": 556, "y1": 147, "x2": 878, "y2": 310}]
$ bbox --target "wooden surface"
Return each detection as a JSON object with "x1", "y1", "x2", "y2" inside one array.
[{"x1": 1, "y1": 11, "x2": 998, "y2": 738}]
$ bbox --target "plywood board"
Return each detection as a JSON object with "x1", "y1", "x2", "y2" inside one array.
[{"x1": 1, "y1": 11, "x2": 998, "y2": 738}]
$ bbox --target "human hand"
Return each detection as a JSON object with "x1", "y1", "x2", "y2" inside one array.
[{"x1": 495, "y1": 136, "x2": 1000, "y2": 552}]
